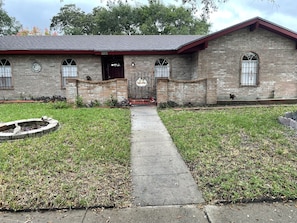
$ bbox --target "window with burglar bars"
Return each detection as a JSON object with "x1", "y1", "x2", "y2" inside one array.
[
  {"x1": 154, "y1": 58, "x2": 170, "y2": 78},
  {"x1": 0, "y1": 59, "x2": 12, "y2": 89},
  {"x1": 240, "y1": 52, "x2": 259, "y2": 86},
  {"x1": 61, "y1": 59, "x2": 77, "y2": 88}
]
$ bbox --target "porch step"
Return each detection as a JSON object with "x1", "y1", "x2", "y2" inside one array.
[{"x1": 129, "y1": 98, "x2": 156, "y2": 106}]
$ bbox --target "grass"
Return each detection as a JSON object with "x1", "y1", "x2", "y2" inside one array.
[
  {"x1": 158, "y1": 105, "x2": 297, "y2": 203},
  {"x1": 0, "y1": 103, "x2": 131, "y2": 211},
  {"x1": 2, "y1": 103, "x2": 297, "y2": 211}
]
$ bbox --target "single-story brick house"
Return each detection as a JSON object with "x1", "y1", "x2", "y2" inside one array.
[{"x1": 1, "y1": 17, "x2": 297, "y2": 105}]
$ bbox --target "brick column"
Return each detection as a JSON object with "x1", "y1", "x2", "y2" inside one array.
[
  {"x1": 206, "y1": 78, "x2": 217, "y2": 105},
  {"x1": 156, "y1": 78, "x2": 169, "y2": 104},
  {"x1": 66, "y1": 78, "x2": 78, "y2": 103},
  {"x1": 116, "y1": 78, "x2": 128, "y2": 102}
]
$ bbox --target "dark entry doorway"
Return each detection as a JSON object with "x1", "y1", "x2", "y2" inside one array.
[{"x1": 102, "y1": 56, "x2": 124, "y2": 80}]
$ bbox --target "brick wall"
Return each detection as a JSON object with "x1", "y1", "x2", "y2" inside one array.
[
  {"x1": 198, "y1": 27, "x2": 297, "y2": 101},
  {"x1": 0, "y1": 54, "x2": 102, "y2": 100},
  {"x1": 124, "y1": 55, "x2": 194, "y2": 81},
  {"x1": 66, "y1": 78, "x2": 128, "y2": 104},
  {"x1": 157, "y1": 78, "x2": 217, "y2": 105}
]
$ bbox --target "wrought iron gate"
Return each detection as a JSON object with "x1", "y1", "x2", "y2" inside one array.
[{"x1": 128, "y1": 72, "x2": 155, "y2": 99}]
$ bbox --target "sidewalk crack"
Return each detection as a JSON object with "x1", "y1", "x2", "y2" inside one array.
[
  {"x1": 204, "y1": 209, "x2": 212, "y2": 223},
  {"x1": 81, "y1": 208, "x2": 88, "y2": 223}
]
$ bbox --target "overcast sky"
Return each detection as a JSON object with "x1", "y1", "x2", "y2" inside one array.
[{"x1": 2, "y1": 0, "x2": 297, "y2": 33}]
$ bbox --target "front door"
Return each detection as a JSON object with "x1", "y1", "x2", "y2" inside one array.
[{"x1": 102, "y1": 56, "x2": 124, "y2": 80}]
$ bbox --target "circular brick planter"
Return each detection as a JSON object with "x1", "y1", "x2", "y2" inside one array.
[
  {"x1": 278, "y1": 111, "x2": 297, "y2": 130},
  {"x1": 0, "y1": 118, "x2": 59, "y2": 141}
]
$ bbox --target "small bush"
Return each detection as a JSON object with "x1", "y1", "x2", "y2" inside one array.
[
  {"x1": 32, "y1": 95, "x2": 66, "y2": 103},
  {"x1": 50, "y1": 101, "x2": 71, "y2": 109},
  {"x1": 158, "y1": 101, "x2": 179, "y2": 109},
  {"x1": 87, "y1": 100, "x2": 101, "y2": 107},
  {"x1": 75, "y1": 95, "x2": 84, "y2": 108},
  {"x1": 104, "y1": 95, "x2": 118, "y2": 107}
]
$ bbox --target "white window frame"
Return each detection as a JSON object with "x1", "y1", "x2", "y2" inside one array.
[
  {"x1": 240, "y1": 52, "x2": 259, "y2": 86},
  {"x1": 154, "y1": 58, "x2": 170, "y2": 78},
  {"x1": 0, "y1": 59, "x2": 12, "y2": 89},
  {"x1": 62, "y1": 59, "x2": 77, "y2": 88}
]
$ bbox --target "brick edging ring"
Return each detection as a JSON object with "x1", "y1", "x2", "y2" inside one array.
[{"x1": 0, "y1": 118, "x2": 59, "y2": 141}]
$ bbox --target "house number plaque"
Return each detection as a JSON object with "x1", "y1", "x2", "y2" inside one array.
[{"x1": 136, "y1": 77, "x2": 147, "y2": 87}]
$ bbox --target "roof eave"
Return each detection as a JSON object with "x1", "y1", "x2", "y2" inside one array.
[
  {"x1": 1, "y1": 49, "x2": 178, "y2": 55},
  {"x1": 178, "y1": 17, "x2": 297, "y2": 54},
  {"x1": 97, "y1": 50, "x2": 177, "y2": 55},
  {"x1": 0, "y1": 50, "x2": 95, "y2": 55}
]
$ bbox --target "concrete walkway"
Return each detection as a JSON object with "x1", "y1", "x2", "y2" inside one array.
[
  {"x1": 130, "y1": 106, "x2": 204, "y2": 206},
  {"x1": 1, "y1": 202, "x2": 297, "y2": 223}
]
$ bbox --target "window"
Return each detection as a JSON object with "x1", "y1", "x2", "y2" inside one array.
[
  {"x1": 61, "y1": 59, "x2": 77, "y2": 88},
  {"x1": 240, "y1": 52, "x2": 259, "y2": 86},
  {"x1": 0, "y1": 59, "x2": 12, "y2": 89},
  {"x1": 154, "y1": 58, "x2": 170, "y2": 78}
]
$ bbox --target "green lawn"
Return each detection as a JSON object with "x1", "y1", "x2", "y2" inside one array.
[
  {"x1": 0, "y1": 103, "x2": 131, "y2": 211},
  {"x1": 1, "y1": 103, "x2": 297, "y2": 211},
  {"x1": 159, "y1": 105, "x2": 297, "y2": 203}
]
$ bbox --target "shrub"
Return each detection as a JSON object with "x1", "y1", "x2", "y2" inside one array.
[
  {"x1": 87, "y1": 100, "x2": 101, "y2": 107},
  {"x1": 104, "y1": 95, "x2": 118, "y2": 107},
  {"x1": 50, "y1": 101, "x2": 71, "y2": 109},
  {"x1": 75, "y1": 95, "x2": 84, "y2": 108},
  {"x1": 158, "y1": 101, "x2": 179, "y2": 109}
]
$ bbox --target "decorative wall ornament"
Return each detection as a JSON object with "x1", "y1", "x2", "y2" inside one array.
[
  {"x1": 136, "y1": 77, "x2": 147, "y2": 87},
  {"x1": 32, "y1": 62, "x2": 42, "y2": 73}
]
